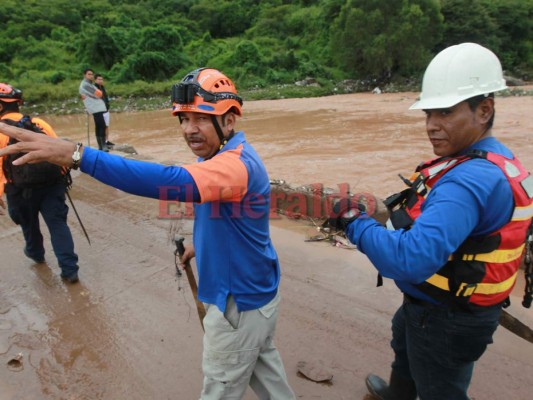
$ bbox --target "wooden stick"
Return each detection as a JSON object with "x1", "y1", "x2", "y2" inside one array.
[{"x1": 175, "y1": 236, "x2": 206, "y2": 331}]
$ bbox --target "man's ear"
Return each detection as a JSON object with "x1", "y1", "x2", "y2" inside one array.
[
  {"x1": 477, "y1": 97, "x2": 495, "y2": 125},
  {"x1": 223, "y1": 112, "x2": 236, "y2": 131}
]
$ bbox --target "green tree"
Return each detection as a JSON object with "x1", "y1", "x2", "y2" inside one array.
[
  {"x1": 189, "y1": 0, "x2": 259, "y2": 38},
  {"x1": 0, "y1": 0, "x2": 530, "y2": 98},
  {"x1": 77, "y1": 22, "x2": 124, "y2": 70},
  {"x1": 183, "y1": 34, "x2": 228, "y2": 71},
  {"x1": 246, "y1": 4, "x2": 298, "y2": 38},
  {"x1": 439, "y1": 0, "x2": 500, "y2": 52},
  {"x1": 481, "y1": 0, "x2": 533, "y2": 73},
  {"x1": 119, "y1": 52, "x2": 177, "y2": 82},
  {"x1": 139, "y1": 25, "x2": 183, "y2": 53},
  {"x1": 10, "y1": 36, "x2": 78, "y2": 83},
  {"x1": 330, "y1": 0, "x2": 442, "y2": 81},
  {"x1": 113, "y1": 24, "x2": 189, "y2": 83}
]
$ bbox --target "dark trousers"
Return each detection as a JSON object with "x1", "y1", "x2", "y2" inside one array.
[
  {"x1": 6, "y1": 182, "x2": 79, "y2": 276},
  {"x1": 93, "y1": 111, "x2": 106, "y2": 149},
  {"x1": 390, "y1": 297, "x2": 502, "y2": 400}
]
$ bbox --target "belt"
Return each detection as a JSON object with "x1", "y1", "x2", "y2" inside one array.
[
  {"x1": 403, "y1": 293, "x2": 503, "y2": 314},
  {"x1": 403, "y1": 293, "x2": 441, "y2": 308}
]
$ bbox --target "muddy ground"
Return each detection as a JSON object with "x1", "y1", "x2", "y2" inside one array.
[{"x1": 1, "y1": 91, "x2": 533, "y2": 399}]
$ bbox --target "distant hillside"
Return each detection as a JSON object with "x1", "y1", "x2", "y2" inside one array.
[{"x1": 1, "y1": 0, "x2": 531, "y2": 105}]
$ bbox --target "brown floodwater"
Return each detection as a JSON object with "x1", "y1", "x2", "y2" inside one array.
[
  {"x1": 45, "y1": 92, "x2": 533, "y2": 198},
  {"x1": 1, "y1": 92, "x2": 533, "y2": 400}
]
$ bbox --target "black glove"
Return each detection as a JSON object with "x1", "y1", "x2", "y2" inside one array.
[{"x1": 327, "y1": 197, "x2": 366, "y2": 231}]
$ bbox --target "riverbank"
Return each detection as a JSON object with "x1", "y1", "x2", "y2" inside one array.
[{"x1": 23, "y1": 81, "x2": 533, "y2": 116}]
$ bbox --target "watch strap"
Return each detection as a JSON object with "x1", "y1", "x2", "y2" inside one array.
[{"x1": 71, "y1": 142, "x2": 83, "y2": 170}]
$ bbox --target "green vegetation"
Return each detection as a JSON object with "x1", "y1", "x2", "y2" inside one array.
[{"x1": 1, "y1": 0, "x2": 531, "y2": 113}]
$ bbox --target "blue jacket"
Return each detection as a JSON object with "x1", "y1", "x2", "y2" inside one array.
[{"x1": 81, "y1": 131, "x2": 279, "y2": 312}]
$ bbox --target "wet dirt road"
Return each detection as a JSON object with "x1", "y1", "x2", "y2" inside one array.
[{"x1": 1, "y1": 92, "x2": 533, "y2": 399}]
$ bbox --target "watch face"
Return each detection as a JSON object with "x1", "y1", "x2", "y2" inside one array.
[{"x1": 343, "y1": 209, "x2": 359, "y2": 218}]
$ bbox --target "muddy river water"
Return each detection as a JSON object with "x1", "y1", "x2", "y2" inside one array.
[
  {"x1": 1, "y1": 92, "x2": 532, "y2": 399},
  {"x1": 46, "y1": 91, "x2": 533, "y2": 196}
]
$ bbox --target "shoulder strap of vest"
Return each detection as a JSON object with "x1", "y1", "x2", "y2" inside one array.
[
  {"x1": 2, "y1": 114, "x2": 43, "y2": 143},
  {"x1": 465, "y1": 149, "x2": 488, "y2": 160}
]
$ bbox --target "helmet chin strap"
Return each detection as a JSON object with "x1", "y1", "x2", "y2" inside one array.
[{"x1": 208, "y1": 115, "x2": 234, "y2": 159}]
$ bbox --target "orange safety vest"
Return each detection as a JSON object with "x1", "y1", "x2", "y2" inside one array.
[
  {"x1": 385, "y1": 150, "x2": 533, "y2": 307},
  {"x1": 0, "y1": 113, "x2": 65, "y2": 194}
]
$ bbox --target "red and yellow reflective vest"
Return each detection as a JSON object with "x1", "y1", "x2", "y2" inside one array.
[{"x1": 386, "y1": 150, "x2": 533, "y2": 307}]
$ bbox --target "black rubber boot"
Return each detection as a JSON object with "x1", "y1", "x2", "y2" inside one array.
[
  {"x1": 96, "y1": 136, "x2": 109, "y2": 152},
  {"x1": 96, "y1": 136, "x2": 104, "y2": 150},
  {"x1": 365, "y1": 372, "x2": 417, "y2": 400}
]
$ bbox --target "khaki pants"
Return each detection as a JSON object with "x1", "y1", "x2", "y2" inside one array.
[{"x1": 200, "y1": 293, "x2": 295, "y2": 400}]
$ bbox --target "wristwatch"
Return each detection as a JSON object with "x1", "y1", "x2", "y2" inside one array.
[{"x1": 71, "y1": 142, "x2": 83, "y2": 170}]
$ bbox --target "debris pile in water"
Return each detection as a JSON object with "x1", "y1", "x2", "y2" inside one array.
[{"x1": 270, "y1": 179, "x2": 389, "y2": 248}]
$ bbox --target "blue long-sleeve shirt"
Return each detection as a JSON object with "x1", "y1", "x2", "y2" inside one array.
[
  {"x1": 81, "y1": 131, "x2": 279, "y2": 313},
  {"x1": 81, "y1": 147, "x2": 200, "y2": 201},
  {"x1": 345, "y1": 136, "x2": 514, "y2": 301}
]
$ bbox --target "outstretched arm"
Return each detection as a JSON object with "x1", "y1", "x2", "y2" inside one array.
[
  {"x1": 0, "y1": 122, "x2": 76, "y2": 167},
  {"x1": 0, "y1": 122, "x2": 200, "y2": 202}
]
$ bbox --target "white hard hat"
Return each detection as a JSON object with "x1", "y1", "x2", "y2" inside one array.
[{"x1": 410, "y1": 43, "x2": 507, "y2": 110}]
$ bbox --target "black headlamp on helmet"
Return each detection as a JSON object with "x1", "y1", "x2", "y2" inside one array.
[
  {"x1": 171, "y1": 82, "x2": 242, "y2": 106},
  {"x1": 171, "y1": 67, "x2": 243, "y2": 117}
]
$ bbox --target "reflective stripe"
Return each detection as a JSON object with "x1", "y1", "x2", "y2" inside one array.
[
  {"x1": 426, "y1": 271, "x2": 519, "y2": 296},
  {"x1": 521, "y1": 174, "x2": 533, "y2": 198},
  {"x1": 456, "y1": 271, "x2": 518, "y2": 296},
  {"x1": 504, "y1": 160, "x2": 521, "y2": 178},
  {"x1": 426, "y1": 273, "x2": 450, "y2": 291},
  {"x1": 448, "y1": 244, "x2": 525, "y2": 263},
  {"x1": 427, "y1": 159, "x2": 457, "y2": 178},
  {"x1": 512, "y1": 203, "x2": 533, "y2": 221}
]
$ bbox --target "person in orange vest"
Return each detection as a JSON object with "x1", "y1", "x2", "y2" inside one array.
[
  {"x1": 328, "y1": 43, "x2": 533, "y2": 400},
  {"x1": 0, "y1": 83, "x2": 80, "y2": 283}
]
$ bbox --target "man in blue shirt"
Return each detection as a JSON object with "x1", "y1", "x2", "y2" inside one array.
[
  {"x1": 328, "y1": 43, "x2": 533, "y2": 400},
  {"x1": 0, "y1": 68, "x2": 295, "y2": 400}
]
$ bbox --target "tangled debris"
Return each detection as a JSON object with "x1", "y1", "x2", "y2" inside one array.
[{"x1": 270, "y1": 179, "x2": 388, "y2": 249}]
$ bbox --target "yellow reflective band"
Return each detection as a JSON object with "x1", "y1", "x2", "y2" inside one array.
[
  {"x1": 457, "y1": 283, "x2": 477, "y2": 297},
  {"x1": 512, "y1": 203, "x2": 533, "y2": 221},
  {"x1": 425, "y1": 271, "x2": 519, "y2": 296},
  {"x1": 426, "y1": 273, "x2": 450, "y2": 291},
  {"x1": 455, "y1": 271, "x2": 518, "y2": 296},
  {"x1": 456, "y1": 244, "x2": 525, "y2": 263}
]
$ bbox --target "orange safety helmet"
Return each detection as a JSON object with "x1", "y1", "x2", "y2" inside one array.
[
  {"x1": 0, "y1": 83, "x2": 23, "y2": 104},
  {"x1": 171, "y1": 68, "x2": 243, "y2": 117}
]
